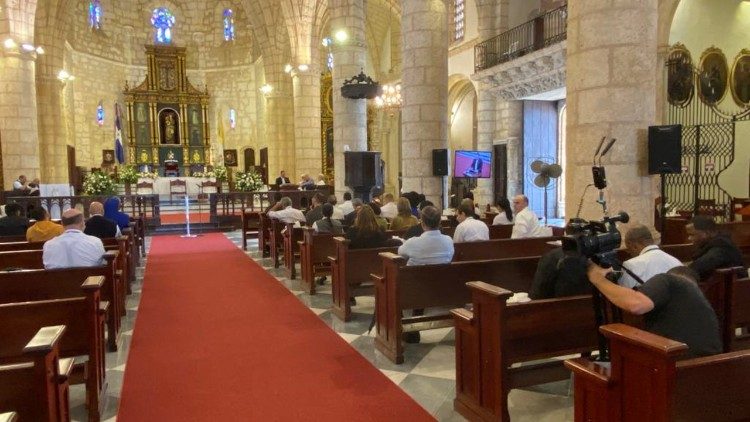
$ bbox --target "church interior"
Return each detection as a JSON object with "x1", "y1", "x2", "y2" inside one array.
[{"x1": 0, "y1": 0, "x2": 749, "y2": 420}]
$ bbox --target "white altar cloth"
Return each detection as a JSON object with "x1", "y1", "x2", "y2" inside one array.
[{"x1": 137, "y1": 177, "x2": 217, "y2": 196}]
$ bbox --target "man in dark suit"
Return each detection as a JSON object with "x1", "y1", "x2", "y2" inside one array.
[
  {"x1": 275, "y1": 170, "x2": 290, "y2": 186},
  {"x1": 84, "y1": 201, "x2": 120, "y2": 239},
  {"x1": 305, "y1": 193, "x2": 327, "y2": 226},
  {"x1": 463, "y1": 158, "x2": 483, "y2": 177}
]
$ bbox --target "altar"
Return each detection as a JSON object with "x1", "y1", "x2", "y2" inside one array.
[{"x1": 139, "y1": 177, "x2": 217, "y2": 197}]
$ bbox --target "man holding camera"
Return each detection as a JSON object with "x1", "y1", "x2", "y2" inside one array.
[
  {"x1": 617, "y1": 225, "x2": 682, "y2": 289},
  {"x1": 587, "y1": 263, "x2": 721, "y2": 358}
]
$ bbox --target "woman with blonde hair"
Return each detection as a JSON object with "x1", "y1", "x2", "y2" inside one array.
[
  {"x1": 389, "y1": 197, "x2": 419, "y2": 230},
  {"x1": 345, "y1": 205, "x2": 388, "y2": 249}
]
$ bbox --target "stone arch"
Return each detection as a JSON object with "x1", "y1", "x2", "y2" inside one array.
[{"x1": 448, "y1": 75, "x2": 478, "y2": 151}]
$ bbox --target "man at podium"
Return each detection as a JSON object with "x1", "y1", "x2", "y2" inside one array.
[{"x1": 275, "y1": 170, "x2": 290, "y2": 186}]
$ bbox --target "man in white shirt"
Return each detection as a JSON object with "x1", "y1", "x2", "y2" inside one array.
[
  {"x1": 511, "y1": 195, "x2": 544, "y2": 239},
  {"x1": 337, "y1": 192, "x2": 354, "y2": 216},
  {"x1": 267, "y1": 197, "x2": 306, "y2": 224},
  {"x1": 327, "y1": 195, "x2": 345, "y2": 220},
  {"x1": 12, "y1": 174, "x2": 29, "y2": 192},
  {"x1": 453, "y1": 200, "x2": 489, "y2": 243},
  {"x1": 43, "y1": 209, "x2": 106, "y2": 269},
  {"x1": 398, "y1": 206, "x2": 454, "y2": 266},
  {"x1": 618, "y1": 224, "x2": 682, "y2": 289},
  {"x1": 380, "y1": 193, "x2": 397, "y2": 219}
]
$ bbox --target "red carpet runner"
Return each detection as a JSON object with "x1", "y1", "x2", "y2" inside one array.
[{"x1": 118, "y1": 233, "x2": 434, "y2": 421}]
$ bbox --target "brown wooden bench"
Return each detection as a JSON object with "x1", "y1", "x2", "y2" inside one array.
[
  {"x1": 452, "y1": 236, "x2": 559, "y2": 262},
  {"x1": 724, "y1": 276, "x2": 750, "y2": 352},
  {"x1": 452, "y1": 281, "x2": 597, "y2": 422},
  {"x1": 0, "y1": 258, "x2": 122, "y2": 352},
  {"x1": 258, "y1": 212, "x2": 271, "y2": 257},
  {"x1": 329, "y1": 238, "x2": 399, "y2": 321},
  {"x1": 372, "y1": 253, "x2": 541, "y2": 363},
  {"x1": 0, "y1": 278, "x2": 106, "y2": 422},
  {"x1": 298, "y1": 229, "x2": 335, "y2": 295},
  {"x1": 0, "y1": 326, "x2": 70, "y2": 422},
  {"x1": 282, "y1": 223, "x2": 305, "y2": 279},
  {"x1": 241, "y1": 209, "x2": 260, "y2": 250},
  {"x1": 268, "y1": 218, "x2": 286, "y2": 268},
  {"x1": 488, "y1": 224, "x2": 512, "y2": 239},
  {"x1": 565, "y1": 323, "x2": 750, "y2": 422}
]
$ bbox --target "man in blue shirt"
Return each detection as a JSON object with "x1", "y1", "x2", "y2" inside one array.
[{"x1": 398, "y1": 206, "x2": 454, "y2": 265}]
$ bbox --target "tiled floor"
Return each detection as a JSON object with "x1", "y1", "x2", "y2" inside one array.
[{"x1": 73, "y1": 231, "x2": 573, "y2": 421}]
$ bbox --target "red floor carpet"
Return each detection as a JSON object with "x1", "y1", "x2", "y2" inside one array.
[
  {"x1": 160, "y1": 212, "x2": 212, "y2": 224},
  {"x1": 118, "y1": 233, "x2": 434, "y2": 421}
]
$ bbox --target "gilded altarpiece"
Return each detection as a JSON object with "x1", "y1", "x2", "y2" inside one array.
[{"x1": 124, "y1": 45, "x2": 210, "y2": 176}]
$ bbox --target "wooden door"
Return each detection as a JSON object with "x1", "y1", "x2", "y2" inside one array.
[
  {"x1": 244, "y1": 148, "x2": 256, "y2": 172},
  {"x1": 493, "y1": 144, "x2": 508, "y2": 204},
  {"x1": 259, "y1": 147, "x2": 269, "y2": 184},
  {"x1": 67, "y1": 146, "x2": 77, "y2": 190}
]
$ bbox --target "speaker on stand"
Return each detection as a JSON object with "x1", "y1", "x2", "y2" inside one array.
[
  {"x1": 432, "y1": 149, "x2": 448, "y2": 207},
  {"x1": 648, "y1": 124, "x2": 682, "y2": 235}
]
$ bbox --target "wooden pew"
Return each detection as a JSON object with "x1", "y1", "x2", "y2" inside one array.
[
  {"x1": 372, "y1": 253, "x2": 541, "y2": 363},
  {"x1": 298, "y1": 228, "x2": 335, "y2": 295},
  {"x1": 0, "y1": 257, "x2": 122, "y2": 352},
  {"x1": 0, "y1": 326, "x2": 70, "y2": 422},
  {"x1": 329, "y1": 238, "x2": 399, "y2": 321},
  {"x1": 452, "y1": 282, "x2": 597, "y2": 422},
  {"x1": 282, "y1": 223, "x2": 305, "y2": 279},
  {"x1": 128, "y1": 214, "x2": 146, "y2": 256},
  {"x1": 452, "y1": 236, "x2": 559, "y2": 262},
  {"x1": 488, "y1": 224, "x2": 512, "y2": 239},
  {"x1": 268, "y1": 218, "x2": 285, "y2": 268},
  {"x1": 0, "y1": 278, "x2": 106, "y2": 422},
  {"x1": 565, "y1": 323, "x2": 750, "y2": 422},
  {"x1": 257, "y1": 212, "x2": 271, "y2": 257},
  {"x1": 241, "y1": 209, "x2": 260, "y2": 250},
  {"x1": 724, "y1": 276, "x2": 750, "y2": 351}
]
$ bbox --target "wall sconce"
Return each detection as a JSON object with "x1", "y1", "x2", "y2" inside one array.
[
  {"x1": 3, "y1": 39, "x2": 16, "y2": 49},
  {"x1": 259, "y1": 84, "x2": 273, "y2": 95},
  {"x1": 3, "y1": 38, "x2": 44, "y2": 56},
  {"x1": 57, "y1": 69, "x2": 75, "y2": 82},
  {"x1": 297, "y1": 64, "x2": 309, "y2": 72}
]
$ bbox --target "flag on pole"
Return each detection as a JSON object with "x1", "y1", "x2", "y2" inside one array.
[{"x1": 114, "y1": 103, "x2": 125, "y2": 164}]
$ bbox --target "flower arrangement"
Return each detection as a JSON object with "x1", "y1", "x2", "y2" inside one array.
[
  {"x1": 83, "y1": 172, "x2": 118, "y2": 196},
  {"x1": 234, "y1": 170, "x2": 264, "y2": 192},
  {"x1": 138, "y1": 170, "x2": 159, "y2": 180},
  {"x1": 213, "y1": 165, "x2": 228, "y2": 182},
  {"x1": 118, "y1": 166, "x2": 139, "y2": 184}
]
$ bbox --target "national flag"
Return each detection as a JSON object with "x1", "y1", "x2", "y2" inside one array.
[{"x1": 114, "y1": 102, "x2": 125, "y2": 164}]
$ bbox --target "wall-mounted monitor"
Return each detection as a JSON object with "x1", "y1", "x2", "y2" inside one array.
[{"x1": 453, "y1": 150, "x2": 492, "y2": 178}]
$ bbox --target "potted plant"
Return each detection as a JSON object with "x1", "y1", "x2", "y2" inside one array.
[
  {"x1": 118, "y1": 166, "x2": 139, "y2": 195},
  {"x1": 213, "y1": 166, "x2": 228, "y2": 193},
  {"x1": 234, "y1": 170, "x2": 264, "y2": 192},
  {"x1": 83, "y1": 171, "x2": 118, "y2": 196}
]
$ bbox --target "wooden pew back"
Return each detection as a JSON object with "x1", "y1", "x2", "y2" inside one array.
[
  {"x1": 452, "y1": 236, "x2": 559, "y2": 262},
  {"x1": 298, "y1": 229, "x2": 335, "y2": 294},
  {"x1": 488, "y1": 224, "x2": 512, "y2": 239}
]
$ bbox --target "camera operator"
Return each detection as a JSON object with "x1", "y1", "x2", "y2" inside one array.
[
  {"x1": 587, "y1": 264, "x2": 721, "y2": 358},
  {"x1": 687, "y1": 215, "x2": 747, "y2": 280},
  {"x1": 530, "y1": 224, "x2": 590, "y2": 299},
  {"x1": 617, "y1": 225, "x2": 682, "y2": 289}
]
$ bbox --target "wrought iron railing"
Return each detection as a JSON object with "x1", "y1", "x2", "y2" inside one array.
[
  {"x1": 474, "y1": 4, "x2": 567, "y2": 72},
  {"x1": 7, "y1": 194, "x2": 161, "y2": 225},
  {"x1": 209, "y1": 189, "x2": 331, "y2": 226}
]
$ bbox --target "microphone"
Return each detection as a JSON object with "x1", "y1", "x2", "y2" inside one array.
[
  {"x1": 600, "y1": 138, "x2": 617, "y2": 158},
  {"x1": 593, "y1": 136, "x2": 606, "y2": 164}
]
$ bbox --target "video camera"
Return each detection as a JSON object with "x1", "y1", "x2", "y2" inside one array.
[{"x1": 561, "y1": 211, "x2": 630, "y2": 269}]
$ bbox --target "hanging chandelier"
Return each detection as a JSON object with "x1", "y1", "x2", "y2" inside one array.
[{"x1": 375, "y1": 83, "x2": 402, "y2": 116}]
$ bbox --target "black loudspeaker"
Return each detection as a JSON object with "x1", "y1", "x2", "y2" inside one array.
[
  {"x1": 648, "y1": 124, "x2": 682, "y2": 175},
  {"x1": 344, "y1": 151, "x2": 383, "y2": 187},
  {"x1": 432, "y1": 149, "x2": 448, "y2": 176}
]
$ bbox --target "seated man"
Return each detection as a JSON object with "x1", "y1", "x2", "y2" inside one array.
[
  {"x1": 304, "y1": 193, "x2": 327, "y2": 226},
  {"x1": 398, "y1": 206, "x2": 454, "y2": 266},
  {"x1": 403, "y1": 200, "x2": 434, "y2": 240},
  {"x1": 463, "y1": 158, "x2": 483, "y2": 177},
  {"x1": 26, "y1": 207, "x2": 63, "y2": 242},
  {"x1": 0, "y1": 203, "x2": 30, "y2": 236},
  {"x1": 337, "y1": 192, "x2": 354, "y2": 216},
  {"x1": 84, "y1": 201, "x2": 121, "y2": 239},
  {"x1": 12, "y1": 174, "x2": 30, "y2": 193},
  {"x1": 267, "y1": 197, "x2": 306, "y2": 224},
  {"x1": 687, "y1": 215, "x2": 747, "y2": 280},
  {"x1": 511, "y1": 195, "x2": 545, "y2": 239},
  {"x1": 587, "y1": 264, "x2": 721, "y2": 358},
  {"x1": 275, "y1": 170, "x2": 290, "y2": 186},
  {"x1": 618, "y1": 225, "x2": 682, "y2": 288},
  {"x1": 453, "y1": 200, "x2": 489, "y2": 243},
  {"x1": 43, "y1": 209, "x2": 105, "y2": 269},
  {"x1": 299, "y1": 174, "x2": 316, "y2": 190}
]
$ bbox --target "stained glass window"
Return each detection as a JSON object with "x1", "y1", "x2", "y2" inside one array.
[
  {"x1": 151, "y1": 7, "x2": 175, "y2": 44},
  {"x1": 96, "y1": 101, "x2": 105, "y2": 126},
  {"x1": 454, "y1": 0, "x2": 465, "y2": 42},
  {"x1": 229, "y1": 109, "x2": 237, "y2": 129},
  {"x1": 223, "y1": 9, "x2": 235, "y2": 41},
  {"x1": 89, "y1": 0, "x2": 102, "y2": 30}
]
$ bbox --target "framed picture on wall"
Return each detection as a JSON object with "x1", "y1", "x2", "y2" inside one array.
[
  {"x1": 698, "y1": 47, "x2": 729, "y2": 106},
  {"x1": 667, "y1": 44, "x2": 694, "y2": 107},
  {"x1": 731, "y1": 49, "x2": 750, "y2": 106},
  {"x1": 102, "y1": 149, "x2": 115, "y2": 165},
  {"x1": 224, "y1": 149, "x2": 238, "y2": 167}
]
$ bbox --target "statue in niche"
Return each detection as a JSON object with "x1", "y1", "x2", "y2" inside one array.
[
  {"x1": 160, "y1": 110, "x2": 180, "y2": 145},
  {"x1": 137, "y1": 104, "x2": 147, "y2": 122},
  {"x1": 191, "y1": 108, "x2": 200, "y2": 125},
  {"x1": 139, "y1": 149, "x2": 149, "y2": 163}
]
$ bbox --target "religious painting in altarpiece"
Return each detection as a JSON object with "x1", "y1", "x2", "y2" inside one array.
[{"x1": 124, "y1": 45, "x2": 210, "y2": 175}]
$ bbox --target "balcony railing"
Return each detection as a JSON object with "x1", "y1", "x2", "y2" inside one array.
[{"x1": 474, "y1": 4, "x2": 567, "y2": 73}]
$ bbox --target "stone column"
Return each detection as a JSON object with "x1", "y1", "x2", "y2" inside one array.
[
  {"x1": 497, "y1": 100, "x2": 523, "y2": 198},
  {"x1": 291, "y1": 65, "x2": 322, "y2": 180},
  {"x1": 566, "y1": 0, "x2": 658, "y2": 225},
  {"x1": 400, "y1": 0, "x2": 449, "y2": 205},
  {"x1": 474, "y1": 86, "x2": 496, "y2": 206},
  {"x1": 36, "y1": 74, "x2": 68, "y2": 183},
  {"x1": 0, "y1": 51, "x2": 41, "y2": 188},
  {"x1": 330, "y1": 0, "x2": 368, "y2": 196},
  {"x1": 265, "y1": 92, "x2": 295, "y2": 180}
]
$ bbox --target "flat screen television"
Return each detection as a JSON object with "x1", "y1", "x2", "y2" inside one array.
[{"x1": 453, "y1": 150, "x2": 492, "y2": 178}]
